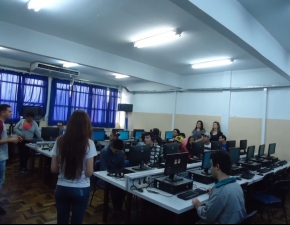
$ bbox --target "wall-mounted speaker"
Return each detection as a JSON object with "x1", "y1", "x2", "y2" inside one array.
[{"x1": 118, "y1": 104, "x2": 133, "y2": 112}]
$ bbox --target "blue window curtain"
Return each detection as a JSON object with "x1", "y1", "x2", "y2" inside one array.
[
  {"x1": 0, "y1": 70, "x2": 21, "y2": 122},
  {"x1": 18, "y1": 74, "x2": 48, "y2": 118},
  {"x1": 71, "y1": 82, "x2": 91, "y2": 115},
  {"x1": 48, "y1": 79, "x2": 70, "y2": 126},
  {"x1": 90, "y1": 85, "x2": 107, "y2": 127},
  {"x1": 106, "y1": 88, "x2": 118, "y2": 128}
]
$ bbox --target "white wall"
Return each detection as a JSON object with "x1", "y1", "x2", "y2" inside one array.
[{"x1": 267, "y1": 88, "x2": 290, "y2": 120}]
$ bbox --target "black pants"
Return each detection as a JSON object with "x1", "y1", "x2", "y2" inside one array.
[
  {"x1": 17, "y1": 140, "x2": 31, "y2": 170},
  {"x1": 110, "y1": 185, "x2": 126, "y2": 211}
]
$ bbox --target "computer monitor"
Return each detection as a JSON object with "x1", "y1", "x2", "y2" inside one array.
[
  {"x1": 211, "y1": 141, "x2": 222, "y2": 150},
  {"x1": 201, "y1": 151, "x2": 212, "y2": 175},
  {"x1": 258, "y1": 144, "x2": 265, "y2": 158},
  {"x1": 164, "y1": 152, "x2": 188, "y2": 182},
  {"x1": 129, "y1": 145, "x2": 151, "y2": 171},
  {"x1": 163, "y1": 143, "x2": 179, "y2": 159},
  {"x1": 165, "y1": 131, "x2": 173, "y2": 139},
  {"x1": 240, "y1": 140, "x2": 247, "y2": 150},
  {"x1": 118, "y1": 131, "x2": 129, "y2": 140},
  {"x1": 112, "y1": 128, "x2": 124, "y2": 133},
  {"x1": 61, "y1": 130, "x2": 66, "y2": 135},
  {"x1": 133, "y1": 129, "x2": 145, "y2": 139},
  {"x1": 267, "y1": 143, "x2": 276, "y2": 157},
  {"x1": 246, "y1": 146, "x2": 255, "y2": 162},
  {"x1": 191, "y1": 142, "x2": 204, "y2": 158},
  {"x1": 229, "y1": 147, "x2": 240, "y2": 166},
  {"x1": 226, "y1": 140, "x2": 236, "y2": 152},
  {"x1": 41, "y1": 127, "x2": 60, "y2": 141},
  {"x1": 134, "y1": 131, "x2": 145, "y2": 140},
  {"x1": 92, "y1": 130, "x2": 105, "y2": 141}
]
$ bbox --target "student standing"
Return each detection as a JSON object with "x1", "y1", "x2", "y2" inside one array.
[
  {"x1": 51, "y1": 110, "x2": 97, "y2": 224},
  {"x1": 192, "y1": 120, "x2": 206, "y2": 142},
  {"x1": 14, "y1": 111, "x2": 43, "y2": 173},
  {"x1": 210, "y1": 121, "x2": 223, "y2": 142},
  {"x1": 0, "y1": 104, "x2": 21, "y2": 215}
]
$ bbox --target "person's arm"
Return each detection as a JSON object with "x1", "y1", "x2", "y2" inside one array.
[
  {"x1": 117, "y1": 152, "x2": 125, "y2": 170},
  {"x1": 50, "y1": 139, "x2": 59, "y2": 173},
  {"x1": 14, "y1": 120, "x2": 23, "y2": 137},
  {"x1": 85, "y1": 140, "x2": 97, "y2": 177},
  {"x1": 33, "y1": 122, "x2": 43, "y2": 140},
  {"x1": 99, "y1": 148, "x2": 108, "y2": 171},
  {"x1": 195, "y1": 189, "x2": 227, "y2": 223}
]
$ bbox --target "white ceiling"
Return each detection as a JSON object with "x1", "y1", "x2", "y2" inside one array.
[{"x1": 0, "y1": 0, "x2": 289, "y2": 87}]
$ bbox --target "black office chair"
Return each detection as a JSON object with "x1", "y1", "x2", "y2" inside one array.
[
  {"x1": 240, "y1": 182, "x2": 249, "y2": 211},
  {"x1": 238, "y1": 211, "x2": 257, "y2": 224},
  {"x1": 251, "y1": 180, "x2": 290, "y2": 224}
]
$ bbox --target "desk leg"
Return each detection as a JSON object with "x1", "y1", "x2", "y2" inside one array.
[
  {"x1": 125, "y1": 192, "x2": 133, "y2": 224},
  {"x1": 140, "y1": 199, "x2": 148, "y2": 224},
  {"x1": 172, "y1": 214, "x2": 180, "y2": 224},
  {"x1": 102, "y1": 181, "x2": 111, "y2": 223},
  {"x1": 30, "y1": 149, "x2": 36, "y2": 173}
]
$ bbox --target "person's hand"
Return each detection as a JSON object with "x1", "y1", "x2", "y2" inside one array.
[
  {"x1": 18, "y1": 136, "x2": 23, "y2": 142},
  {"x1": 192, "y1": 198, "x2": 201, "y2": 209},
  {"x1": 8, "y1": 136, "x2": 19, "y2": 144},
  {"x1": 206, "y1": 188, "x2": 212, "y2": 195},
  {"x1": 21, "y1": 134, "x2": 25, "y2": 139}
]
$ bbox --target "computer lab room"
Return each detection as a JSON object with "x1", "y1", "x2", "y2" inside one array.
[{"x1": 0, "y1": 0, "x2": 290, "y2": 224}]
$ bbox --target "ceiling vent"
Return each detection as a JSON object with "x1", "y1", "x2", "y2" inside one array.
[{"x1": 30, "y1": 62, "x2": 79, "y2": 77}]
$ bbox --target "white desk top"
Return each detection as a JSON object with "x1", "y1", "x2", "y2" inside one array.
[
  {"x1": 25, "y1": 143, "x2": 53, "y2": 158},
  {"x1": 93, "y1": 171, "x2": 127, "y2": 191}
]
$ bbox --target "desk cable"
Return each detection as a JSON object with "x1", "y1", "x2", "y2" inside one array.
[{"x1": 130, "y1": 178, "x2": 147, "y2": 192}]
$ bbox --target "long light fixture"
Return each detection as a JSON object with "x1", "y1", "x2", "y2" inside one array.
[
  {"x1": 133, "y1": 29, "x2": 182, "y2": 48},
  {"x1": 115, "y1": 75, "x2": 129, "y2": 79},
  {"x1": 27, "y1": 0, "x2": 46, "y2": 12},
  {"x1": 192, "y1": 58, "x2": 234, "y2": 69},
  {"x1": 63, "y1": 62, "x2": 79, "y2": 68}
]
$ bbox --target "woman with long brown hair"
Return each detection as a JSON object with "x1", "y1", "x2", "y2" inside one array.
[{"x1": 51, "y1": 110, "x2": 97, "y2": 224}]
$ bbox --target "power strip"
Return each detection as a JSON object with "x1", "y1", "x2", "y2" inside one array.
[{"x1": 135, "y1": 176, "x2": 151, "y2": 189}]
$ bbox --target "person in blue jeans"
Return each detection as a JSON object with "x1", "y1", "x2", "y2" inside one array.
[
  {"x1": 0, "y1": 104, "x2": 21, "y2": 215},
  {"x1": 51, "y1": 110, "x2": 97, "y2": 224}
]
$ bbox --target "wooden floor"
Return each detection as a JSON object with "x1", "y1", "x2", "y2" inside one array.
[{"x1": 0, "y1": 157, "x2": 290, "y2": 224}]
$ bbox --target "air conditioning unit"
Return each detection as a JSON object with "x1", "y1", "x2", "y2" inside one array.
[{"x1": 30, "y1": 62, "x2": 79, "y2": 77}]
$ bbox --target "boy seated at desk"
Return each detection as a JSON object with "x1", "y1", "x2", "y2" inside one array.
[
  {"x1": 99, "y1": 139, "x2": 126, "y2": 212},
  {"x1": 192, "y1": 151, "x2": 246, "y2": 224}
]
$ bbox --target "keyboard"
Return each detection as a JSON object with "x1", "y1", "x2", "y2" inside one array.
[
  {"x1": 270, "y1": 164, "x2": 280, "y2": 169},
  {"x1": 177, "y1": 188, "x2": 207, "y2": 200},
  {"x1": 278, "y1": 160, "x2": 287, "y2": 166},
  {"x1": 241, "y1": 173, "x2": 255, "y2": 179},
  {"x1": 257, "y1": 168, "x2": 271, "y2": 173}
]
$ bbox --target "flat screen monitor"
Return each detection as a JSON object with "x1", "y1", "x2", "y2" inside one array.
[
  {"x1": 229, "y1": 147, "x2": 240, "y2": 165},
  {"x1": 226, "y1": 140, "x2": 236, "y2": 152},
  {"x1": 118, "y1": 131, "x2": 129, "y2": 140},
  {"x1": 211, "y1": 141, "x2": 222, "y2": 150},
  {"x1": 41, "y1": 127, "x2": 60, "y2": 141},
  {"x1": 258, "y1": 144, "x2": 265, "y2": 158},
  {"x1": 268, "y1": 143, "x2": 276, "y2": 157},
  {"x1": 163, "y1": 143, "x2": 179, "y2": 159},
  {"x1": 201, "y1": 151, "x2": 212, "y2": 175},
  {"x1": 165, "y1": 131, "x2": 173, "y2": 139},
  {"x1": 246, "y1": 146, "x2": 255, "y2": 162},
  {"x1": 133, "y1": 129, "x2": 145, "y2": 139},
  {"x1": 164, "y1": 152, "x2": 188, "y2": 182},
  {"x1": 134, "y1": 131, "x2": 145, "y2": 140},
  {"x1": 61, "y1": 130, "x2": 66, "y2": 135},
  {"x1": 129, "y1": 145, "x2": 151, "y2": 171},
  {"x1": 191, "y1": 142, "x2": 204, "y2": 158},
  {"x1": 92, "y1": 130, "x2": 105, "y2": 141},
  {"x1": 240, "y1": 140, "x2": 247, "y2": 150},
  {"x1": 22, "y1": 106, "x2": 42, "y2": 120},
  {"x1": 112, "y1": 128, "x2": 124, "y2": 133}
]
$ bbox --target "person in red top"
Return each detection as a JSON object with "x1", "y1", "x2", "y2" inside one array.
[{"x1": 175, "y1": 136, "x2": 192, "y2": 159}]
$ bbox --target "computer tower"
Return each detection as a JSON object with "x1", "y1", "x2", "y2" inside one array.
[
  {"x1": 187, "y1": 169, "x2": 217, "y2": 185},
  {"x1": 153, "y1": 176, "x2": 193, "y2": 195}
]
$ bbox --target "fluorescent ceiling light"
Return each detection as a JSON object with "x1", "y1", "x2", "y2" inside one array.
[
  {"x1": 115, "y1": 75, "x2": 129, "y2": 79},
  {"x1": 27, "y1": 0, "x2": 46, "y2": 12},
  {"x1": 0, "y1": 46, "x2": 5, "y2": 50},
  {"x1": 134, "y1": 29, "x2": 182, "y2": 48},
  {"x1": 192, "y1": 59, "x2": 234, "y2": 69},
  {"x1": 63, "y1": 62, "x2": 79, "y2": 68}
]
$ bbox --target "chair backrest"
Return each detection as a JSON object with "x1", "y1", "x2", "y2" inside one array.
[
  {"x1": 261, "y1": 172, "x2": 274, "y2": 193},
  {"x1": 238, "y1": 210, "x2": 257, "y2": 224},
  {"x1": 272, "y1": 180, "x2": 290, "y2": 205},
  {"x1": 274, "y1": 169, "x2": 284, "y2": 183}
]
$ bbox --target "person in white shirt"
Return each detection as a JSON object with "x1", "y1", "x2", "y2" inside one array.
[
  {"x1": 202, "y1": 132, "x2": 211, "y2": 150},
  {"x1": 51, "y1": 110, "x2": 97, "y2": 224}
]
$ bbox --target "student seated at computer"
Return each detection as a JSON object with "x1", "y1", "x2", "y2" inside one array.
[
  {"x1": 186, "y1": 136, "x2": 200, "y2": 158},
  {"x1": 107, "y1": 131, "x2": 119, "y2": 148},
  {"x1": 192, "y1": 151, "x2": 247, "y2": 224},
  {"x1": 202, "y1": 132, "x2": 211, "y2": 150},
  {"x1": 218, "y1": 135, "x2": 227, "y2": 151},
  {"x1": 99, "y1": 139, "x2": 126, "y2": 212},
  {"x1": 144, "y1": 132, "x2": 162, "y2": 166},
  {"x1": 173, "y1": 128, "x2": 180, "y2": 140},
  {"x1": 136, "y1": 133, "x2": 146, "y2": 146},
  {"x1": 151, "y1": 128, "x2": 163, "y2": 146},
  {"x1": 175, "y1": 136, "x2": 192, "y2": 159},
  {"x1": 14, "y1": 111, "x2": 43, "y2": 173}
]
